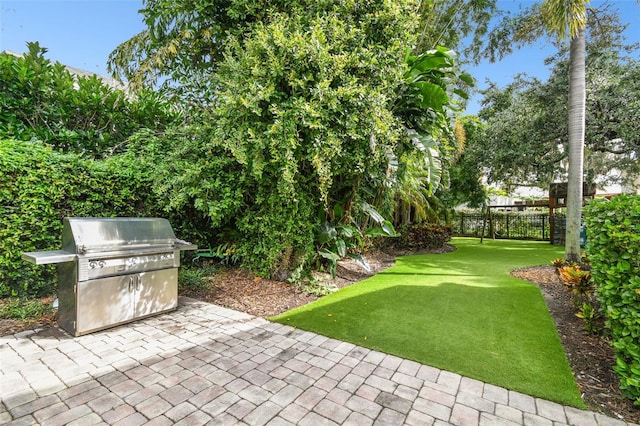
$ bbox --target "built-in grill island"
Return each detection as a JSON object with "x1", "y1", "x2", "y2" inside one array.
[{"x1": 22, "y1": 217, "x2": 197, "y2": 336}]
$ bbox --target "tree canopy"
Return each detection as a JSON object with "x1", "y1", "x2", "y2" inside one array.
[
  {"x1": 108, "y1": 0, "x2": 471, "y2": 277},
  {"x1": 475, "y1": 9, "x2": 639, "y2": 190},
  {"x1": 109, "y1": 0, "x2": 419, "y2": 106},
  {"x1": 108, "y1": 0, "x2": 495, "y2": 103},
  {"x1": 414, "y1": 0, "x2": 498, "y2": 58}
]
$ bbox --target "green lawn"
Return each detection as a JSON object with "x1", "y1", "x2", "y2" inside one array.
[{"x1": 271, "y1": 237, "x2": 584, "y2": 407}]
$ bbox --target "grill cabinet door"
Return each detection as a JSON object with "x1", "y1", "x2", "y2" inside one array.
[
  {"x1": 76, "y1": 275, "x2": 135, "y2": 334},
  {"x1": 134, "y1": 268, "x2": 178, "y2": 318}
]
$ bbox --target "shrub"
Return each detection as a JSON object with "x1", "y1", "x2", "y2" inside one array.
[
  {"x1": 392, "y1": 223, "x2": 452, "y2": 251},
  {"x1": 178, "y1": 265, "x2": 217, "y2": 292},
  {"x1": 0, "y1": 43, "x2": 182, "y2": 159},
  {"x1": 0, "y1": 140, "x2": 161, "y2": 297},
  {"x1": 584, "y1": 195, "x2": 640, "y2": 405},
  {"x1": 134, "y1": 4, "x2": 466, "y2": 280},
  {"x1": 0, "y1": 298, "x2": 54, "y2": 320},
  {"x1": 553, "y1": 258, "x2": 600, "y2": 334}
]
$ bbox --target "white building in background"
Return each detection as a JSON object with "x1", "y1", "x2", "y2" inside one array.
[
  {"x1": 62, "y1": 63, "x2": 127, "y2": 91},
  {"x1": 483, "y1": 179, "x2": 636, "y2": 210},
  {"x1": 620, "y1": 173, "x2": 640, "y2": 195},
  {"x1": 487, "y1": 186, "x2": 547, "y2": 207},
  {"x1": 482, "y1": 136, "x2": 639, "y2": 208}
]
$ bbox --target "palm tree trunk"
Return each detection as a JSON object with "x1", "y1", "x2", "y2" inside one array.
[{"x1": 565, "y1": 28, "x2": 586, "y2": 263}]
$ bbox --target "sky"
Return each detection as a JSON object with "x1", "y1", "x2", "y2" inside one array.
[{"x1": 1, "y1": 0, "x2": 639, "y2": 116}]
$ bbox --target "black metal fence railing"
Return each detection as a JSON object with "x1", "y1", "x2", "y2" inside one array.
[{"x1": 453, "y1": 212, "x2": 551, "y2": 241}]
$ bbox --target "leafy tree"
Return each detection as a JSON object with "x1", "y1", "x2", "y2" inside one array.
[
  {"x1": 125, "y1": 1, "x2": 415, "y2": 277},
  {"x1": 439, "y1": 116, "x2": 488, "y2": 210},
  {"x1": 0, "y1": 42, "x2": 182, "y2": 158},
  {"x1": 108, "y1": 0, "x2": 494, "y2": 104},
  {"x1": 110, "y1": 0, "x2": 470, "y2": 277},
  {"x1": 414, "y1": 0, "x2": 498, "y2": 60},
  {"x1": 474, "y1": 0, "x2": 598, "y2": 262},
  {"x1": 477, "y1": 10, "x2": 639, "y2": 190}
]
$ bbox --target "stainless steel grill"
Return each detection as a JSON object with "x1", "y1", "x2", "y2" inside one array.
[{"x1": 22, "y1": 217, "x2": 196, "y2": 336}]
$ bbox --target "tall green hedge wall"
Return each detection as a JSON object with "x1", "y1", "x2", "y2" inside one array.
[
  {"x1": 0, "y1": 139, "x2": 160, "y2": 297},
  {"x1": 584, "y1": 195, "x2": 640, "y2": 405}
]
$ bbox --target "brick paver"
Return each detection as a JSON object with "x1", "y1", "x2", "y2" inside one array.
[{"x1": 1, "y1": 297, "x2": 638, "y2": 425}]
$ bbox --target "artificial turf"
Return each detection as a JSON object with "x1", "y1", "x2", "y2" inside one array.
[{"x1": 270, "y1": 237, "x2": 585, "y2": 407}]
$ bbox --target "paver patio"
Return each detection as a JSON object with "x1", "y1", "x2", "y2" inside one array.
[{"x1": 1, "y1": 297, "x2": 637, "y2": 425}]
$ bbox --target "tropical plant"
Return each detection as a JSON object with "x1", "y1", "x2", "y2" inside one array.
[
  {"x1": 552, "y1": 256, "x2": 602, "y2": 334},
  {"x1": 557, "y1": 264, "x2": 592, "y2": 293},
  {"x1": 522, "y1": 0, "x2": 588, "y2": 263},
  {"x1": 575, "y1": 301, "x2": 601, "y2": 335},
  {"x1": 387, "y1": 47, "x2": 473, "y2": 227},
  {"x1": 315, "y1": 202, "x2": 386, "y2": 278},
  {"x1": 562, "y1": 12, "x2": 588, "y2": 264},
  {"x1": 392, "y1": 153, "x2": 444, "y2": 226}
]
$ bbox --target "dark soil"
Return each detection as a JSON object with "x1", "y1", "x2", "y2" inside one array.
[{"x1": 2, "y1": 245, "x2": 638, "y2": 423}]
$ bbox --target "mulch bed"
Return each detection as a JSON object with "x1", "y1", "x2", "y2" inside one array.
[
  {"x1": 512, "y1": 265, "x2": 639, "y2": 423},
  {"x1": 2, "y1": 245, "x2": 638, "y2": 423}
]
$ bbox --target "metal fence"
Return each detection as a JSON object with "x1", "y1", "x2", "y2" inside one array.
[{"x1": 453, "y1": 211, "x2": 551, "y2": 241}]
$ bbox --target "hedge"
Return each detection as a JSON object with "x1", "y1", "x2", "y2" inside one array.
[
  {"x1": 375, "y1": 223, "x2": 452, "y2": 252},
  {"x1": 0, "y1": 140, "x2": 160, "y2": 297},
  {"x1": 1, "y1": 44, "x2": 182, "y2": 159},
  {"x1": 584, "y1": 195, "x2": 640, "y2": 405}
]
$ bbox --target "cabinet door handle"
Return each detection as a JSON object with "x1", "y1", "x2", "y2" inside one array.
[
  {"x1": 129, "y1": 276, "x2": 134, "y2": 292},
  {"x1": 135, "y1": 275, "x2": 141, "y2": 291}
]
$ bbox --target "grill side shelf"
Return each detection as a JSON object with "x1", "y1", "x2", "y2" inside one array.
[
  {"x1": 22, "y1": 250, "x2": 76, "y2": 265},
  {"x1": 174, "y1": 241, "x2": 198, "y2": 251}
]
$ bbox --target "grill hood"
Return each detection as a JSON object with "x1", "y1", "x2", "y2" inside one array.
[
  {"x1": 62, "y1": 217, "x2": 190, "y2": 254},
  {"x1": 23, "y1": 217, "x2": 196, "y2": 265}
]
